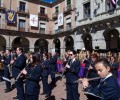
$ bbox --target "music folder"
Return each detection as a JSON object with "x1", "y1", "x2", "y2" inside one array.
[{"x1": 84, "y1": 91, "x2": 103, "y2": 100}]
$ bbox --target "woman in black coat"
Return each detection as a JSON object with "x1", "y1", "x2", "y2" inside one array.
[{"x1": 21, "y1": 53, "x2": 42, "y2": 100}]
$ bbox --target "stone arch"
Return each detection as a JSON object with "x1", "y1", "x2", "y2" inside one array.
[
  {"x1": 12, "y1": 37, "x2": 29, "y2": 52},
  {"x1": 0, "y1": 35, "x2": 6, "y2": 51},
  {"x1": 34, "y1": 39, "x2": 48, "y2": 54},
  {"x1": 81, "y1": 33, "x2": 92, "y2": 51},
  {"x1": 53, "y1": 38, "x2": 61, "y2": 55},
  {"x1": 64, "y1": 36, "x2": 74, "y2": 51},
  {"x1": 103, "y1": 29, "x2": 120, "y2": 50}
]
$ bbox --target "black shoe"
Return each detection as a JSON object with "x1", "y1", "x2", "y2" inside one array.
[
  {"x1": 13, "y1": 96, "x2": 18, "y2": 99},
  {"x1": 45, "y1": 93, "x2": 51, "y2": 98},
  {"x1": 5, "y1": 89, "x2": 12, "y2": 93}
]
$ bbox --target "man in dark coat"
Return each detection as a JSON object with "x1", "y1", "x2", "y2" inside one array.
[
  {"x1": 2, "y1": 49, "x2": 12, "y2": 92},
  {"x1": 11, "y1": 47, "x2": 26, "y2": 100},
  {"x1": 65, "y1": 50, "x2": 80, "y2": 100}
]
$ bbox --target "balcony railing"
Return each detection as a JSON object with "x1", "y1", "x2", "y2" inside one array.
[
  {"x1": 38, "y1": 13, "x2": 48, "y2": 20},
  {"x1": 66, "y1": 26, "x2": 72, "y2": 31},
  {"x1": 19, "y1": 27, "x2": 25, "y2": 32},
  {"x1": 38, "y1": 13, "x2": 47, "y2": 17},
  {"x1": 39, "y1": 30, "x2": 45, "y2": 34},
  {"x1": 17, "y1": 7, "x2": 29, "y2": 15}
]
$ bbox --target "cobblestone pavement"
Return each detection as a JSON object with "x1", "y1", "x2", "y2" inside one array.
[{"x1": 0, "y1": 75, "x2": 87, "y2": 100}]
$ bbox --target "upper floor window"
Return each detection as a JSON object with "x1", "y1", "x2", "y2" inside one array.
[
  {"x1": 40, "y1": 7, "x2": 45, "y2": 14},
  {"x1": 39, "y1": 23, "x2": 45, "y2": 34},
  {"x1": 83, "y1": 2, "x2": 90, "y2": 19},
  {"x1": 67, "y1": 0, "x2": 71, "y2": 6},
  {"x1": 19, "y1": 19, "x2": 25, "y2": 28},
  {"x1": 55, "y1": 6, "x2": 59, "y2": 13},
  {"x1": 19, "y1": 2, "x2": 26, "y2": 11},
  {"x1": 106, "y1": 0, "x2": 116, "y2": 11},
  {"x1": 0, "y1": 0, "x2": 1, "y2": 6}
]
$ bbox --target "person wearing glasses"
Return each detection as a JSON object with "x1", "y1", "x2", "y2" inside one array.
[{"x1": 65, "y1": 50, "x2": 80, "y2": 100}]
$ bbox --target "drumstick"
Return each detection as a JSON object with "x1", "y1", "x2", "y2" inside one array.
[{"x1": 73, "y1": 77, "x2": 101, "y2": 83}]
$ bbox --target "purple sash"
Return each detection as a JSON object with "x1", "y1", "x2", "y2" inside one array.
[
  {"x1": 117, "y1": 69, "x2": 120, "y2": 87},
  {"x1": 78, "y1": 63, "x2": 86, "y2": 78},
  {"x1": 57, "y1": 59, "x2": 64, "y2": 72}
]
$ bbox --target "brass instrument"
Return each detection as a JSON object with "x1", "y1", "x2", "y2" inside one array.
[
  {"x1": 0, "y1": 52, "x2": 5, "y2": 70},
  {"x1": 0, "y1": 62, "x2": 4, "y2": 70},
  {"x1": 8, "y1": 52, "x2": 16, "y2": 75}
]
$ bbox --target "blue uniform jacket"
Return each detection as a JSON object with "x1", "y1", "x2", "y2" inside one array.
[
  {"x1": 84, "y1": 75, "x2": 120, "y2": 100},
  {"x1": 50, "y1": 55, "x2": 57, "y2": 71},
  {"x1": 110, "y1": 63, "x2": 119, "y2": 77},
  {"x1": 3, "y1": 55, "x2": 11, "y2": 66},
  {"x1": 12, "y1": 54, "x2": 26, "y2": 78},
  {"x1": 66, "y1": 59, "x2": 80, "y2": 84},
  {"x1": 25, "y1": 64, "x2": 42, "y2": 95},
  {"x1": 41, "y1": 60, "x2": 50, "y2": 77}
]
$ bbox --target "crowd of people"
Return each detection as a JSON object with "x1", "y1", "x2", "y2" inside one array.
[{"x1": 0, "y1": 47, "x2": 120, "y2": 100}]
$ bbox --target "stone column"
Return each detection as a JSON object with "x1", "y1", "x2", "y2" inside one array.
[{"x1": 29, "y1": 38, "x2": 36, "y2": 52}]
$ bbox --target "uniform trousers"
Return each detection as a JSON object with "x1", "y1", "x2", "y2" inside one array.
[
  {"x1": 15, "y1": 78, "x2": 25, "y2": 100},
  {"x1": 26, "y1": 94, "x2": 39, "y2": 100},
  {"x1": 4, "y1": 66, "x2": 11, "y2": 89},
  {"x1": 66, "y1": 83, "x2": 79, "y2": 100},
  {"x1": 41, "y1": 76, "x2": 50, "y2": 94}
]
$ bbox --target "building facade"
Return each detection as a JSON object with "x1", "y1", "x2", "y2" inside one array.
[
  {"x1": 75, "y1": 0, "x2": 120, "y2": 52},
  {"x1": 0, "y1": 0, "x2": 120, "y2": 54}
]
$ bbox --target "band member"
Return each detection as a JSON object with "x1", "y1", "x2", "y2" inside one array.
[
  {"x1": 21, "y1": 53, "x2": 42, "y2": 100},
  {"x1": 65, "y1": 50, "x2": 80, "y2": 100},
  {"x1": 110, "y1": 56, "x2": 119, "y2": 78},
  {"x1": 10, "y1": 47, "x2": 26, "y2": 100},
  {"x1": 41, "y1": 53, "x2": 51, "y2": 98},
  {"x1": 82, "y1": 58, "x2": 120, "y2": 100},
  {"x1": 49, "y1": 49, "x2": 57, "y2": 85},
  {"x1": 1, "y1": 49, "x2": 12, "y2": 92},
  {"x1": 86, "y1": 53, "x2": 100, "y2": 88},
  {"x1": 0, "y1": 51, "x2": 5, "y2": 81}
]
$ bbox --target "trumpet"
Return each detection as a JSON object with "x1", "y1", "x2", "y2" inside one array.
[{"x1": 0, "y1": 53, "x2": 5, "y2": 70}]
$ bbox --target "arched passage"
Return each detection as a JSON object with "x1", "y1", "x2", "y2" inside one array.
[
  {"x1": 103, "y1": 29, "x2": 120, "y2": 50},
  {"x1": 81, "y1": 33, "x2": 92, "y2": 51},
  {"x1": 0, "y1": 35, "x2": 6, "y2": 51},
  {"x1": 64, "y1": 36, "x2": 74, "y2": 51},
  {"x1": 53, "y1": 38, "x2": 60, "y2": 55},
  {"x1": 34, "y1": 39, "x2": 48, "y2": 54},
  {"x1": 12, "y1": 37, "x2": 29, "y2": 52}
]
